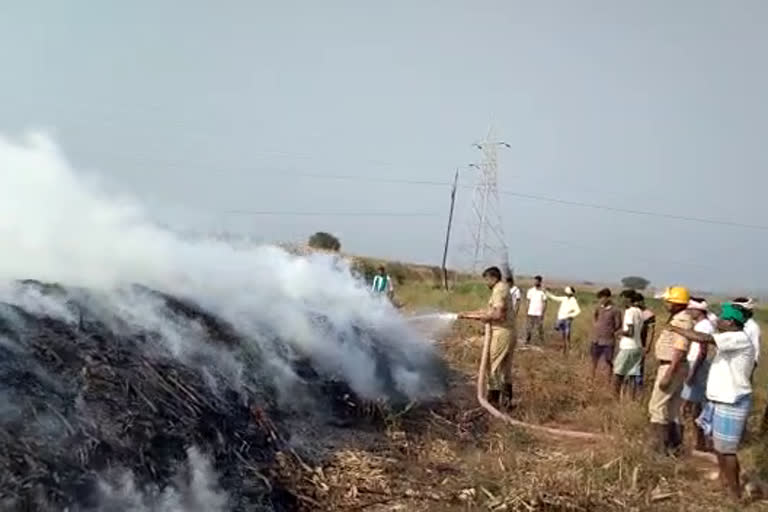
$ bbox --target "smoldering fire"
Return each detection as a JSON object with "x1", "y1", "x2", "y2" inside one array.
[{"x1": 0, "y1": 132, "x2": 448, "y2": 510}]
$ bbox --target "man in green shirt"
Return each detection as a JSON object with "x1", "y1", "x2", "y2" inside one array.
[{"x1": 371, "y1": 266, "x2": 394, "y2": 300}]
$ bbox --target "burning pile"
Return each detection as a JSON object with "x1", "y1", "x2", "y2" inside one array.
[
  {"x1": 0, "y1": 280, "x2": 446, "y2": 511},
  {"x1": 0, "y1": 133, "x2": 448, "y2": 511}
]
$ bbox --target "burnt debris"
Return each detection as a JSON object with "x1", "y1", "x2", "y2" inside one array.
[{"x1": 0, "y1": 280, "x2": 445, "y2": 511}]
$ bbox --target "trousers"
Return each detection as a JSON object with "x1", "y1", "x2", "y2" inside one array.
[
  {"x1": 648, "y1": 362, "x2": 687, "y2": 424},
  {"x1": 525, "y1": 315, "x2": 544, "y2": 344},
  {"x1": 487, "y1": 326, "x2": 515, "y2": 390}
]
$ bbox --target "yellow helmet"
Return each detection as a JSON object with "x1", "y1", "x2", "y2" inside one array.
[{"x1": 661, "y1": 286, "x2": 690, "y2": 305}]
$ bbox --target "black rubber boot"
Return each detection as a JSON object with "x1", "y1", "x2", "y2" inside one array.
[
  {"x1": 650, "y1": 423, "x2": 668, "y2": 455},
  {"x1": 487, "y1": 390, "x2": 501, "y2": 408},
  {"x1": 667, "y1": 423, "x2": 683, "y2": 456}
]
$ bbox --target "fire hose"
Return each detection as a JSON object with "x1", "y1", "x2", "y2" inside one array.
[
  {"x1": 475, "y1": 324, "x2": 600, "y2": 440},
  {"x1": 475, "y1": 324, "x2": 718, "y2": 464}
]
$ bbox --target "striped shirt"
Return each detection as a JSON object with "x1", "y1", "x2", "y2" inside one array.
[{"x1": 372, "y1": 275, "x2": 393, "y2": 294}]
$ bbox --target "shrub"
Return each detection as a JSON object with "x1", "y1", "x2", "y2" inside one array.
[
  {"x1": 430, "y1": 266, "x2": 445, "y2": 288},
  {"x1": 621, "y1": 276, "x2": 650, "y2": 290},
  {"x1": 387, "y1": 262, "x2": 409, "y2": 285},
  {"x1": 308, "y1": 232, "x2": 341, "y2": 252}
]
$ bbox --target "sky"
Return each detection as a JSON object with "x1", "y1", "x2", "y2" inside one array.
[{"x1": 0, "y1": 1, "x2": 766, "y2": 292}]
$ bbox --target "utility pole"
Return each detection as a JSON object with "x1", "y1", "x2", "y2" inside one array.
[
  {"x1": 441, "y1": 168, "x2": 459, "y2": 290},
  {"x1": 469, "y1": 126, "x2": 510, "y2": 272}
]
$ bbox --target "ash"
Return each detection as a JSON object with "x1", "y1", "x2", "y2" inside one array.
[{"x1": 0, "y1": 280, "x2": 447, "y2": 511}]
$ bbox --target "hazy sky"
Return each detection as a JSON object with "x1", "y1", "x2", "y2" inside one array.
[{"x1": 1, "y1": 1, "x2": 766, "y2": 292}]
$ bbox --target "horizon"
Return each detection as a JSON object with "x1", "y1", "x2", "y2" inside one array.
[{"x1": 293, "y1": 241, "x2": 767, "y2": 300}]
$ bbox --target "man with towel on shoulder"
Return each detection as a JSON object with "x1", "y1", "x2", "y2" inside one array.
[
  {"x1": 668, "y1": 303, "x2": 755, "y2": 499},
  {"x1": 547, "y1": 286, "x2": 581, "y2": 354}
]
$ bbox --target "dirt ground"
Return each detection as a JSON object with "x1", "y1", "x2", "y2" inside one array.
[{"x1": 272, "y1": 327, "x2": 768, "y2": 511}]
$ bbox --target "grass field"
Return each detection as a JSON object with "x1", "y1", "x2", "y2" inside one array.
[{"x1": 279, "y1": 272, "x2": 768, "y2": 511}]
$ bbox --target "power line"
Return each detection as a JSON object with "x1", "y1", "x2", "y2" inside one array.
[
  {"x1": 269, "y1": 171, "x2": 448, "y2": 188},
  {"x1": 74, "y1": 150, "x2": 451, "y2": 187},
  {"x1": 71, "y1": 148, "x2": 768, "y2": 231},
  {"x1": 20, "y1": 111, "x2": 667, "y2": 206},
  {"x1": 6, "y1": 105, "x2": 443, "y2": 174},
  {"x1": 154, "y1": 200, "x2": 442, "y2": 220},
  {"x1": 497, "y1": 190, "x2": 768, "y2": 231},
  {"x1": 165, "y1": 198, "x2": 736, "y2": 280},
  {"x1": 220, "y1": 210, "x2": 439, "y2": 218},
  {"x1": 10, "y1": 107, "x2": 761, "y2": 231},
  {"x1": 513, "y1": 228, "x2": 721, "y2": 272},
  {"x1": 220, "y1": 172, "x2": 768, "y2": 231}
]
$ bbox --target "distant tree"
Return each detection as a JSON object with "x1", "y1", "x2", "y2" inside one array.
[
  {"x1": 621, "y1": 276, "x2": 650, "y2": 290},
  {"x1": 308, "y1": 232, "x2": 341, "y2": 252}
]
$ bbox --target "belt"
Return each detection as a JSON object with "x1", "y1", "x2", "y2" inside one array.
[{"x1": 657, "y1": 360, "x2": 688, "y2": 367}]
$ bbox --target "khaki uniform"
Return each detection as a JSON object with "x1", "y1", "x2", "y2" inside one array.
[
  {"x1": 648, "y1": 311, "x2": 694, "y2": 424},
  {"x1": 487, "y1": 281, "x2": 516, "y2": 390}
]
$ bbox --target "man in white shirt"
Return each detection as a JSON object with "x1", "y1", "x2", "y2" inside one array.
[
  {"x1": 547, "y1": 286, "x2": 581, "y2": 353},
  {"x1": 733, "y1": 298, "x2": 761, "y2": 374},
  {"x1": 669, "y1": 303, "x2": 755, "y2": 499},
  {"x1": 507, "y1": 276, "x2": 522, "y2": 319},
  {"x1": 680, "y1": 298, "x2": 716, "y2": 451},
  {"x1": 524, "y1": 275, "x2": 547, "y2": 345},
  {"x1": 733, "y1": 298, "x2": 767, "y2": 436},
  {"x1": 613, "y1": 291, "x2": 645, "y2": 400}
]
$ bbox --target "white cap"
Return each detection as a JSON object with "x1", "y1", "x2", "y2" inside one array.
[
  {"x1": 565, "y1": 286, "x2": 575, "y2": 295},
  {"x1": 733, "y1": 298, "x2": 755, "y2": 311},
  {"x1": 688, "y1": 299, "x2": 709, "y2": 311}
]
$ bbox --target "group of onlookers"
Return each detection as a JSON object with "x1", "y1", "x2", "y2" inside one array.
[
  {"x1": 585, "y1": 284, "x2": 763, "y2": 499},
  {"x1": 463, "y1": 271, "x2": 765, "y2": 500},
  {"x1": 648, "y1": 289, "x2": 762, "y2": 498},
  {"x1": 588, "y1": 288, "x2": 657, "y2": 397},
  {"x1": 508, "y1": 275, "x2": 582, "y2": 352},
  {"x1": 437, "y1": 267, "x2": 766, "y2": 498},
  {"x1": 579, "y1": 284, "x2": 763, "y2": 498}
]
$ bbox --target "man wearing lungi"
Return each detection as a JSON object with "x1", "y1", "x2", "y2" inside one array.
[{"x1": 668, "y1": 303, "x2": 756, "y2": 499}]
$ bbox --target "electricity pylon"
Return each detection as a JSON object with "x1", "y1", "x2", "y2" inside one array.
[{"x1": 469, "y1": 127, "x2": 510, "y2": 273}]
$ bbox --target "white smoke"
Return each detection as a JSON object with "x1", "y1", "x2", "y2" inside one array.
[
  {"x1": 0, "y1": 133, "x2": 174, "y2": 288},
  {"x1": 0, "y1": 132, "x2": 444, "y2": 401},
  {"x1": 93, "y1": 447, "x2": 229, "y2": 512}
]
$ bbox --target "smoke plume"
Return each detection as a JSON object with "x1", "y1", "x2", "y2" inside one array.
[{"x1": 0, "y1": 131, "x2": 446, "y2": 402}]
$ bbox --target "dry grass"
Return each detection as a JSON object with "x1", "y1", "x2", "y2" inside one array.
[
  {"x1": 402, "y1": 279, "x2": 767, "y2": 437},
  {"x1": 275, "y1": 279, "x2": 768, "y2": 511}
]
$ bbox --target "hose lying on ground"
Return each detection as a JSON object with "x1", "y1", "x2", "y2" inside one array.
[
  {"x1": 474, "y1": 323, "x2": 723, "y2": 464},
  {"x1": 475, "y1": 324, "x2": 599, "y2": 440}
]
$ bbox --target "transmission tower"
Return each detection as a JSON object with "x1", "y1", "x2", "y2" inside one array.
[{"x1": 469, "y1": 127, "x2": 510, "y2": 273}]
